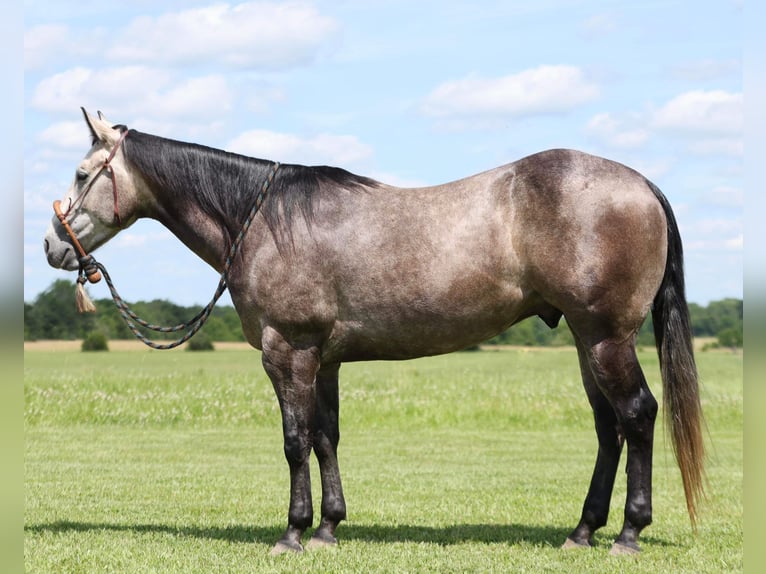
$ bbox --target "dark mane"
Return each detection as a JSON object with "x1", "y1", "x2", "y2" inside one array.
[{"x1": 122, "y1": 130, "x2": 378, "y2": 249}]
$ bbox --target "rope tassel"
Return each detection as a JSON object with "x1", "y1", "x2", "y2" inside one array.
[{"x1": 75, "y1": 278, "x2": 97, "y2": 313}]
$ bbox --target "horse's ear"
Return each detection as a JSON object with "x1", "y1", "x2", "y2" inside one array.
[
  {"x1": 82, "y1": 107, "x2": 99, "y2": 145},
  {"x1": 81, "y1": 107, "x2": 120, "y2": 147}
]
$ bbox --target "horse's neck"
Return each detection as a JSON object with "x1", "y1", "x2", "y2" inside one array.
[
  {"x1": 127, "y1": 133, "x2": 272, "y2": 274},
  {"x1": 146, "y1": 181, "x2": 230, "y2": 273}
]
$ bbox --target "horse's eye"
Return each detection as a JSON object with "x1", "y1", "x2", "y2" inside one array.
[{"x1": 76, "y1": 170, "x2": 88, "y2": 182}]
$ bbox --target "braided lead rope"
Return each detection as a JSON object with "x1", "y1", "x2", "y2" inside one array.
[
  {"x1": 82, "y1": 161, "x2": 280, "y2": 350},
  {"x1": 81, "y1": 260, "x2": 222, "y2": 349}
]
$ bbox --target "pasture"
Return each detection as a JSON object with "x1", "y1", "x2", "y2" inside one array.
[{"x1": 25, "y1": 344, "x2": 742, "y2": 572}]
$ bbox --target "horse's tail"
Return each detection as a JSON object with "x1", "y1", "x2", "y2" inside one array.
[{"x1": 647, "y1": 180, "x2": 706, "y2": 529}]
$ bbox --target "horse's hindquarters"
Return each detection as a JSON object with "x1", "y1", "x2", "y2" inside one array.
[{"x1": 509, "y1": 151, "x2": 668, "y2": 342}]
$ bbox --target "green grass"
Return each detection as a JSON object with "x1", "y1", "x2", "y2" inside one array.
[{"x1": 25, "y1": 347, "x2": 742, "y2": 572}]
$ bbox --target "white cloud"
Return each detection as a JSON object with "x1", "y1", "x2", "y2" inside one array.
[
  {"x1": 651, "y1": 90, "x2": 743, "y2": 137},
  {"x1": 586, "y1": 112, "x2": 648, "y2": 148},
  {"x1": 421, "y1": 65, "x2": 600, "y2": 122},
  {"x1": 580, "y1": 13, "x2": 618, "y2": 38},
  {"x1": 621, "y1": 157, "x2": 675, "y2": 181},
  {"x1": 107, "y1": 1, "x2": 339, "y2": 69},
  {"x1": 694, "y1": 217, "x2": 742, "y2": 235},
  {"x1": 687, "y1": 138, "x2": 743, "y2": 157},
  {"x1": 37, "y1": 121, "x2": 93, "y2": 151},
  {"x1": 684, "y1": 215, "x2": 743, "y2": 253},
  {"x1": 114, "y1": 229, "x2": 175, "y2": 249},
  {"x1": 25, "y1": 24, "x2": 70, "y2": 69},
  {"x1": 25, "y1": 181, "x2": 65, "y2": 213},
  {"x1": 585, "y1": 90, "x2": 743, "y2": 157},
  {"x1": 31, "y1": 66, "x2": 171, "y2": 114},
  {"x1": 31, "y1": 67, "x2": 94, "y2": 112},
  {"x1": 704, "y1": 186, "x2": 743, "y2": 208},
  {"x1": 25, "y1": 23, "x2": 113, "y2": 71},
  {"x1": 31, "y1": 66, "x2": 233, "y2": 120},
  {"x1": 226, "y1": 129, "x2": 373, "y2": 167},
  {"x1": 243, "y1": 83, "x2": 288, "y2": 114},
  {"x1": 670, "y1": 58, "x2": 741, "y2": 82},
  {"x1": 148, "y1": 75, "x2": 233, "y2": 117},
  {"x1": 649, "y1": 90, "x2": 743, "y2": 157}
]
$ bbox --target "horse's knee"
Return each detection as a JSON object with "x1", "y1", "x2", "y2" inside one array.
[{"x1": 283, "y1": 429, "x2": 312, "y2": 466}]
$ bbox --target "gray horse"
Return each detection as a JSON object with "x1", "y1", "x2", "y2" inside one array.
[{"x1": 44, "y1": 109, "x2": 704, "y2": 556}]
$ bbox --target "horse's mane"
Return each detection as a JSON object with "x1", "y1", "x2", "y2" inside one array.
[{"x1": 122, "y1": 130, "x2": 378, "y2": 249}]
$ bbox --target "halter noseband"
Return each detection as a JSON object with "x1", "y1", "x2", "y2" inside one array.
[{"x1": 52, "y1": 128, "x2": 130, "y2": 284}]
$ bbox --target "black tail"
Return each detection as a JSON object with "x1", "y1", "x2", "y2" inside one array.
[{"x1": 647, "y1": 180, "x2": 706, "y2": 528}]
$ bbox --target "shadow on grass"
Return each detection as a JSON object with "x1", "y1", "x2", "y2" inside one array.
[{"x1": 24, "y1": 520, "x2": 671, "y2": 549}]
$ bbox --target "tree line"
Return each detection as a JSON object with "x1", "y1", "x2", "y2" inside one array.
[{"x1": 24, "y1": 279, "x2": 743, "y2": 348}]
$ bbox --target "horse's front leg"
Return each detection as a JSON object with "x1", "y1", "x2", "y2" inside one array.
[
  {"x1": 261, "y1": 327, "x2": 321, "y2": 555},
  {"x1": 307, "y1": 363, "x2": 347, "y2": 549}
]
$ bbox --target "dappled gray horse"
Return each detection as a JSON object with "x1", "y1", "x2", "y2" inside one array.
[{"x1": 44, "y1": 110, "x2": 704, "y2": 556}]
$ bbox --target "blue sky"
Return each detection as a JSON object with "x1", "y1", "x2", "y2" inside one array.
[{"x1": 24, "y1": 0, "x2": 743, "y2": 307}]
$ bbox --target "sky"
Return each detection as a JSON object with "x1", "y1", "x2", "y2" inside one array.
[{"x1": 23, "y1": 0, "x2": 743, "y2": 308}]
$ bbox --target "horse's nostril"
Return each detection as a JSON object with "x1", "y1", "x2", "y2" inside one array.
[{"x1": 44, "y1": 238, "x2": 49, "y2": 253}]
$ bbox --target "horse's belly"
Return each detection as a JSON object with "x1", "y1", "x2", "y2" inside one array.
[{"x1": 324, "y1": 285, "x2": 526, "y2": 362}]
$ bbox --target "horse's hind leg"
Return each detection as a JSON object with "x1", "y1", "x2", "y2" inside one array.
[
  {"x1": 307, "y1": 363, "x2": 347, "y2": 549},
  {"x1": 568, "y1": 334, "x2": 658, "y2": 555},
  {"x1": 564, "y1": 338, "x2": 624, "y2": 549}
]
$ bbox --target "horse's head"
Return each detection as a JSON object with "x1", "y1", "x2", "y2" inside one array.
[{"x1": 44, "y1": 108, "x2": 142, "y2": 272}]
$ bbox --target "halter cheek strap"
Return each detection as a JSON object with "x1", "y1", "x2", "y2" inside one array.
[
  {"x1": 62, "y1": 128, "x2": 130, "y2": 226},
  {"x1": 104, "y1": 128, "x2": 130, "y2": 226}
]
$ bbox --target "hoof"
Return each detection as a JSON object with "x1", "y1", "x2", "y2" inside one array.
[
  {"x1": 306, "y1": 535, "x2": 338, "y2": 551},
  {"x1": 561, "y1": 537, "x2": 591, "y2": 550},
  {"x1": 270, "y1": 540, "x2": 304, "y2": 556},
  {"x1": 609, "y1": 541, "x2": 640, "y2": 556},
  {"x1": 306, "y1": 526, "x2": 339, "y2": 551}
]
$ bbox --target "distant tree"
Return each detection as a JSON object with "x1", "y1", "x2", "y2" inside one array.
[
  {"x1": 201, "y1": 309, "x2": 246, "y2": 342},
  {"x1": 717, "y1": 327, "x2": 743, "y2": 349},
  {"x1": 25, "y1": 279, "x2": 97, "y2": 340},
  {"x1": 485, "y1": 316, "x2": 574, "y2": 346},
  {"x1": 92, "y1": 298, "x2": 134, "y2": 339},
  {"x1": 24, "y1": 278, "x2": 742, "y2": 348},
  {"x1": 688, "y1": 298, "x2": 742, "y2": 337},
  {"x1": 186, "y1": 332, "x2": 215, "y2": 351},
  {"x1": 81, "y1": 332, "x2": 109, "y2": 351}
]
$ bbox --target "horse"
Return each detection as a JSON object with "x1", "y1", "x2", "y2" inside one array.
[{"x1": 44, "y1": 109, "x2": 705, "y2": 556}]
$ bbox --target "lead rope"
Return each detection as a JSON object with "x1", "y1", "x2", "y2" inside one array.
[{"x1": 77, "y1": 161, "x2": 280, "y2": 350}]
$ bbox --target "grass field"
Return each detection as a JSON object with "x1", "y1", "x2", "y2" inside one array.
[{"x1": 24, "y1": 344, "x2": 742, "y2": 573}]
